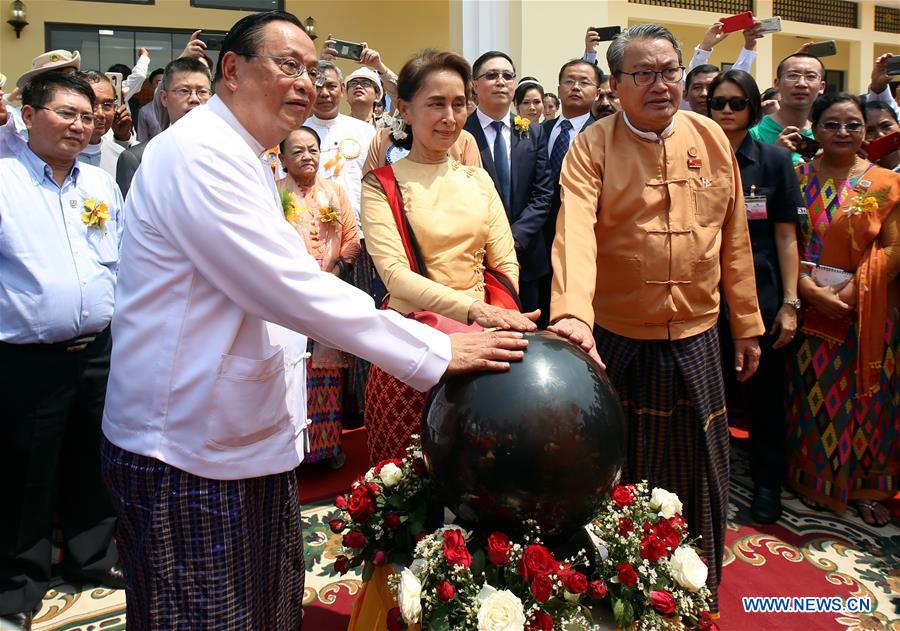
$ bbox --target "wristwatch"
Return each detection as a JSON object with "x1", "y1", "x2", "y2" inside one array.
[{"x1": 783, "y1": 298, "x2": 801, "y2": 309}]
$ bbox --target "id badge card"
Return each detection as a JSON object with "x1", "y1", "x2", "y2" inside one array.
[{"x1": 745, "y1": 195, "x2": 768, "y2": 220}]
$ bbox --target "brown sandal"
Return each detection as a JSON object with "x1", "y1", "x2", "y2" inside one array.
[{"x1": 852, "y1": 500, "x2": 890, "y2": 527}]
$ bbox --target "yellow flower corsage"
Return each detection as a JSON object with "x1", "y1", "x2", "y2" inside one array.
[
  {"x1": 318, "y1": 205, "x2": 340, "y2": 224},
  {"x1": 82, "y1": 198, "x2": 110, "y2": 233},
  {"x1": 280, "y1": 189, "x2": 301, "y2": 224},
  {"x1": 513, "y1": 115, "x2": 531, "y2": 137}
]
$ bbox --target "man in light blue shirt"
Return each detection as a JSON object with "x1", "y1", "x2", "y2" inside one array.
[{"x1": 0, "y1": 71, "x2": 125, "y2": 630}]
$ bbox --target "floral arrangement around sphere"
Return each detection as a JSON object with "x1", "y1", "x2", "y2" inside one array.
[
  {"x1": 331, "y1": 439, "x2": 435, "y2": 581},
  {"x1": 332, "y1": 438, "x2": 716, "y2": 630},
  {"x1": 587, "y1": 483, "x2": 718, "y2": 631}
]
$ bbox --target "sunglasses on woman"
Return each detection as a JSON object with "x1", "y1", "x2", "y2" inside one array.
[{"x1": 709, "y1": 96, "x2": 751, "y2": 112}]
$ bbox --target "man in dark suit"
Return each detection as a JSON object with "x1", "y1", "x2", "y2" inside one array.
[
  {"x1": 538, "y1": 59, "x2": 602, "y2": 320},
  {"x1": 464, "y1": 51, "x2": 552, "y2": 316},
  {"x1": 116, "y1": 57, "x2": 211, "y2": 198}
]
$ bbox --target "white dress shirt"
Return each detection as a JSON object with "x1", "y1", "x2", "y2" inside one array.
[
  {"x1": 306, "y1": 114, "x2": 376, "y2": 232},
  {"x1": 78, "y1": 129, "x2": 136, "y2": 178},
  {"x1": 103, "y1": 96, "x2": 451, "y2": 480},
  {"x1": 866, "y1": 84, "x2": 900, "y2": 121},
  {"x1": 476, "y1": 107, "x2": 511, "y2": 165},
  {"x1": 546, "y1": 111, "x2": 592, "y2": 157},
  {"x1": 122, "y1": 53, "x2": 150, "y2": 104}
]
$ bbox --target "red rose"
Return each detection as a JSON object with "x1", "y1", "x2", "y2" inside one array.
[
  {"x1": 412, "y1": 458, "x2": 428, "y2": 477},
  {"x1": 588, "y1": 579, "x2": 608, "y2": 600},
  {"x1": 334, "y1": 555, "x2": 350, "y2": 575},
  {"x1": 518, "y1": 544, "x2": 557, "y2": 582},
  {"x1": 650, "y1": 590, "x2": 677, "y2": 615},
  {"x1": 617, "y1": 517, "x2": 634, "y2": 537},
  {"x1": 486, "y1": 532, "x2": 513, "y2": 566},
  {"x1": 656, "y1": 519, "x2": 681, "y2": 550},
  {"x1": 384, "y1": 512, "x2": 402, "y2": 529},
  {"x1": 366, "y1": 481, "x2": 381, "y2": 495},
  {"x1": 442, "y1": 529, "x2": 472, "y2": 568},
  {"x1": 616, "y1": 562, "x2": 638, "y2": 587},
  {"x1": 329, "y1": 519, "x2": 345, "y2": 534},
  {"x1": 699, "y1": 612, "x2": 720, "y2": 631},
  {"x1": 525, "y1": 610, "x2": 554, "y2": 631},
  {"x1": 386, "y1": 606, "x2": 407, "y2": 631},
  {"x1": 530, "y1": 573, "x2": 554, "y2": 603},
  {"x1": 560, "y1": 569, "x2": 588, "y2": 594},
  {"x1": 436, "y1": 580, "x2": 456, "y2": 602},
  {"x1": 346, "y1": 487, "x2": 376, "y2": 523},
  {"x1": 374, "y1": 458, "x2": 402, "y2": 475},
  {"x1": 372, "y1": 550, "x2": 387, "y2": 566},
  {"x1": 611, "y1": 485, "x2": 634, "y2": 508},
  {"x1": 639, "y1": 535, "x2": 668, "y2": 563},
  {"x1": 342, "y1": 530, "x2": 366, "y2": 549},
  {"x1": 335, "y1": 495, "x2": 348, "y2": 510}
]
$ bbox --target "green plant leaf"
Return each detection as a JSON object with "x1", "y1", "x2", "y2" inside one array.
[
  {"x1": 361, "y1": 560, "x2": 375, "y2": 582},
  {"x1": 428, "y1": 606, "x2": 450, "y2": 631}
]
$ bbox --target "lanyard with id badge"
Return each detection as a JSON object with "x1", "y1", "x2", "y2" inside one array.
[{"x1": 745, "y1": 184, "x2": 767, "y2": 221}]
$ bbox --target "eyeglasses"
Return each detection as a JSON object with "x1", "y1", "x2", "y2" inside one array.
[
  {"x1": 709, "y1": 96, "x2": 750, "y2": 112},
  {"x1": 782, "y1": 72, "x2": 821, "y2": 84},
  {"x1": 243, "y1": 54, "x2": 324, "y2": 86},
  {"x1": 561, "y1": 78, "x2": 596, "y2": 89},
  {"x1": 36, "y1": 106, "x2": 94, "y2": 126},
  {"x1": 94, "y1": 100, "x2": 116, "y2": 113},
  {"x1": 477, "y1": 70, "x2": 516, "y2": 82},
  {"x1": 347, "y1": 78, "x2": 376, "y2": 90},
  {"x1": 819, "y1": 121, "x2": 865, "y2": 134},
  {"x1": 616, "y1": 66, "x2": 685, "y2": 87},
  {"x1": 169, "y1": 86, "x2": 212, "y2": 99}
]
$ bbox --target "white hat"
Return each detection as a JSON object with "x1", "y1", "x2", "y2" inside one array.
[
  {"x1": 16, "y1": 50, "x2": 81, "y2": 89},
  {"x1": 345, "y1": 67, "x2": 383, "y2": 99}
]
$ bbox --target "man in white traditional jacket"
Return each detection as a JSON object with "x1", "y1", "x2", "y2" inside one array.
[{"x1": 100, "y1": 11, "x2": 528, "y2": 630}]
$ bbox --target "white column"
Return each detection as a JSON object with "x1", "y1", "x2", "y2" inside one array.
[{"x1": 461, "y1": 0, "x2": 511, "y2": 62}]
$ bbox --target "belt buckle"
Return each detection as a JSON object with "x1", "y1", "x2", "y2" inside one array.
[{"x1": 66, "y1": 342, "x2": 89, "y2": 352}]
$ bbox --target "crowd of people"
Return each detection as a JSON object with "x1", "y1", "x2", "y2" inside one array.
[{"x1": 0, "y1": 8, "x2": 897, "y2": 630}]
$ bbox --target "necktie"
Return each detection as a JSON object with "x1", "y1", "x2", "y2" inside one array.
[
  {"x1": 490, "y1": 120, "x2": 511, "y2": 208},
  {"x1": 549, "y1": 119, "x2": 573, "y2": 179}
]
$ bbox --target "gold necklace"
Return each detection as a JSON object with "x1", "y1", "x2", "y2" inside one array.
[{"x1": 816, "y1": 155, "x2": 865, "y2": 181}]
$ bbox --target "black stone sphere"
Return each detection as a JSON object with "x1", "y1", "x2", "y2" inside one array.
[{"x1": 422, "y1": 331, "x2": 626, "y2": 541}]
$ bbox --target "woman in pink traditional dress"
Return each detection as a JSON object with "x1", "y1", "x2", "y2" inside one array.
[{"x1": 278, "y1": 126, "x2": 361, "y2": 467}]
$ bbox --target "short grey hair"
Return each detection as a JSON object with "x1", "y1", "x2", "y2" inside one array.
[
  {"x1": 606, "y1": 24, "x2": 682, "y2": 76},
  {"x1": 316, "y1": 60, "x2": 343, "y2": 83}
]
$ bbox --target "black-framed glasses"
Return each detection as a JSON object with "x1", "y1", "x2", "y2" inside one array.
[
  {"x1": 36, "y1": 106, "x2": 94, "y2": 126},
  {"x1": 709, "y1": 96, "x2": 750, "y2": 112},
  {"x1": 347, "y1": 78, "x2": 376, "y2": 90},
  {"x1": 477, "y1": 70, "x2": 516, "y2": 82},
  {"x1": 616, "y1": 66, "x2": 685, "y2": 87},
  {"x1": 819, "y1": 121, "x2": 865, "y2": 134},
  {"x1": 243, "y1": 54, "x2": 324, "y2": 86}
]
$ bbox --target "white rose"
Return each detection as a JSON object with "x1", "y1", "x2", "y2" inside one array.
[
  {"x1": 396, "y1": 568, "x2": 422, "y2": 623},
  {"x1": 669, "y1": 546, "x2": 708, "y2": 592},
  {"x1": 379, "y1": 462, "x2": 403, "y2": 487},
  {"x1": 649, "y1": 487, "x2": 683, "y2": 519},
  {"x1": 476, "y1": 585, "x2": 526, "y2": 631}
]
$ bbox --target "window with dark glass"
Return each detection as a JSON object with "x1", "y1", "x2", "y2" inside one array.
[{"x1": 189, "y1": 0, "x2": 282, "y2": 11}]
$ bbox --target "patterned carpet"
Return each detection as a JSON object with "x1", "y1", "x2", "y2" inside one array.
[{"x1": 25, "y1": 441, "x2": 898, "y2": 631}]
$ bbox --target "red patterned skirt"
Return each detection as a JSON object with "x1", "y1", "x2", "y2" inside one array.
[{"x1": 364, "y1": 365, "x2": 428, "y2": 466}]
